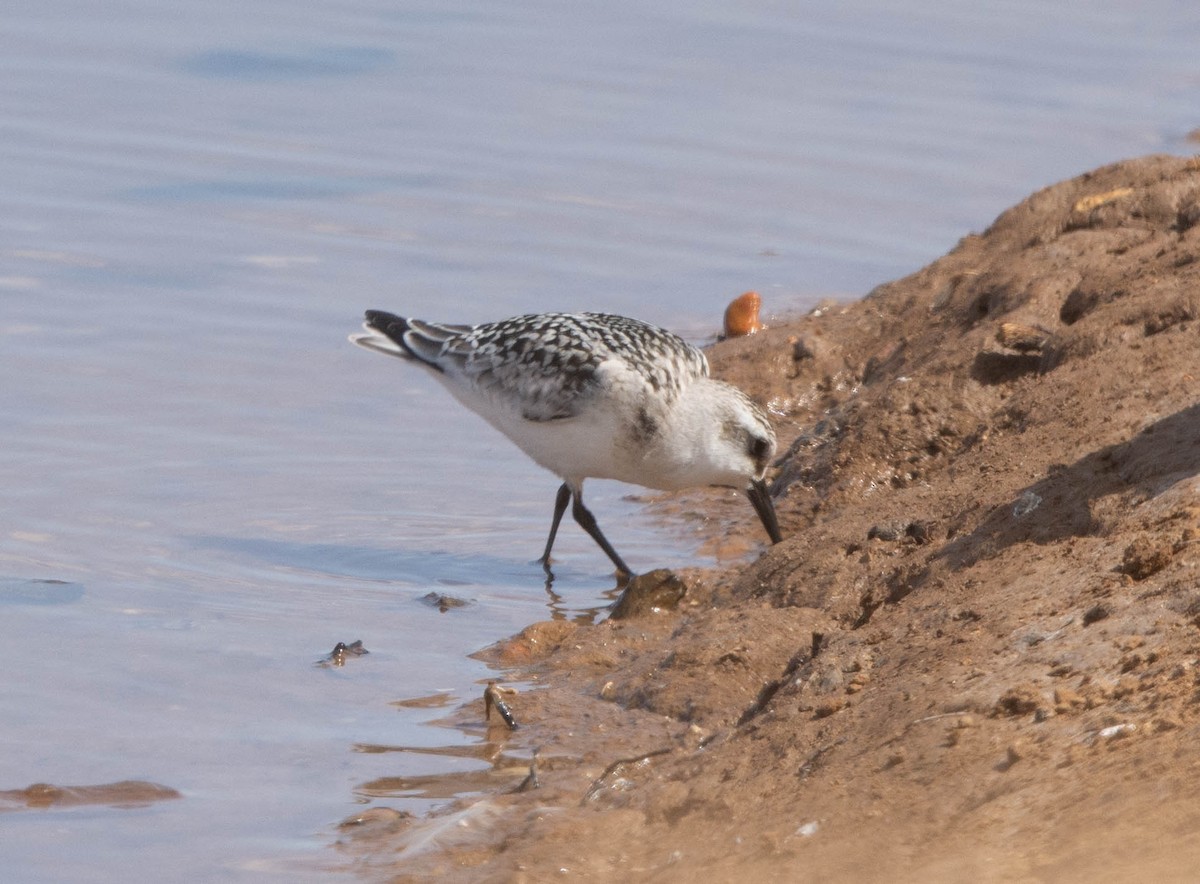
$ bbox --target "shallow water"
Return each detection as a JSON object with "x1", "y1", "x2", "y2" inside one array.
[{"x1": 2, "y1": 0, "x2": 1198, "y2": 879}]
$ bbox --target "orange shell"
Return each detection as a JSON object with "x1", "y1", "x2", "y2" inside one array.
[{"x1": 723, "y1": 291, "x2": 764, "y2": 338}]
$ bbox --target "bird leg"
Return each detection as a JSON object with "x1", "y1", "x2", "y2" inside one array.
[
  {"x1": 570, "y1": 487, "x2": 634, "y2": 581},
  {"x1": 539, "y1": 482, "x2": 573, "y2": 576}
]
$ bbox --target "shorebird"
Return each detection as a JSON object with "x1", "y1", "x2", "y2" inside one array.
[{"x1": 350, "y1": 310, "x2": 782, "y2": 579}]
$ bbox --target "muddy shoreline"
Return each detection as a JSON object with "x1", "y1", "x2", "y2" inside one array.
[{"x1": 339, "y1": 155, "x2": 1200, "y2": 881}]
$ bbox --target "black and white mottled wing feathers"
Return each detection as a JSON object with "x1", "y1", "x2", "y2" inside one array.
[{"x1": 364, "y1": 311, "x2": 708, "y2": 422}]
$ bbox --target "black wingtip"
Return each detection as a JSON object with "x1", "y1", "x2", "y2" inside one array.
[
  {"x1": 364, "y1": 309, "x2": 401, "y2": 327},
  {"x1": 363, "y1": 310, "x2": 409, "y2": 342}
]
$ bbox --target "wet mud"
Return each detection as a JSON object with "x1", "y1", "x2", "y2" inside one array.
[
  {"x1": 0, "y1": 781, "x2": 181, "y2": 811},
  {"x1": 337, "y1": 155, "x2": 1200, "y2": 881}
]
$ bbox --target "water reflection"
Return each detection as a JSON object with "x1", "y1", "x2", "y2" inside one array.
[
  {"x1": 184, "y1": 533, "x2": 534, "y2": 586},
  {"x1": 542, "y1": 574, "x2": 624, "y2": 625},
  {"x1": 185, "y1": 532, "x2": 634, "y2": 626},
  {"x1": 351, "y1": 742, "x2": 533, "y2": 802}
]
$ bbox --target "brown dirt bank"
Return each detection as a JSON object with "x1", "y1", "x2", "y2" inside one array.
[{"x1": 339, "y1": 155, "x2": 1200, "y2": 882}]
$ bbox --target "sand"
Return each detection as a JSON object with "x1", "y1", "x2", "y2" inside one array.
[{"x1": 339, "y1": 154, "x2": 1200, "y2": 883}]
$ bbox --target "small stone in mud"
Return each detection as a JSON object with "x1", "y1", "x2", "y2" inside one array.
[
  {"x1": 1082, "y1": 604, "x2": 1110, "y2": 626},
  {"x1": 1012, "y1": 491, "x2": 1042, "y2": 519},
  {"x1": 867, "y1": 521, "x2": 932, "y2": 544},
  {"x1": 996, "y1": 322, "x2": 1052, "y2": 353},
  {"x1": 1121, "y1": 536, "x2": 1172, "y2": 580},
  {"x1": 1097, "y1": 723, "x2": 1136, "y2": 741},
  {"x1": 420, "y1": 591, "x2": 472, "y2": 612},
  {"x1": 609, "y1": 569, "x2": 687, "y2": 620},
  {"x1": 319, "y1": 639, "x2": 368, "y2": 667}
]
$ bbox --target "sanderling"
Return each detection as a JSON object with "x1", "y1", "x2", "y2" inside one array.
[{"x1": 350, "y1": 310, "x2": 783, "y2": 578}]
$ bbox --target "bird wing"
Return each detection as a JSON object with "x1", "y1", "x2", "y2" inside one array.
[
  {"x1": 453, "y1": 314, "x2": 607, "y2": 421},
  {"x1": 457, "y1": 313, "x2": 709, "y2": 422},
  {"x1": 358, "y1": 311, "x2": 708, "y2": 423}
]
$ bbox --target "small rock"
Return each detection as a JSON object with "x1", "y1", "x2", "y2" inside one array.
[
  {"x1": 813, "y1": 664, "x2": 844, "y2": 694},
  {"x1": 795, "y1": 821, "x2": 820, "y2": 838},
  {"x1": 318, "y1": 639, "x2": 368, "y2": 667},
  {"x1": 420, "y1": 591, "x2": 472, "y2": 612},
  {"x1": 845, "y1": 672, "x2": 870, "y2": 694},
  {"x1": 1012, "y1": 491, "x2": 1042, "y2": 519},
  {"x1": 609, "y1": 569, "x2": 687, "y2": 620},
  {"x1": 996, "y1": 322, "x2": 1052, "y2": 353},
  {"x1": 1098, "y1": 723, "x2": 1136, "y2": 740}
]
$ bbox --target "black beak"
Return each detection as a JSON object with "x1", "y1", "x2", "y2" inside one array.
[{"x1": 746, "y1": 478, "x2": 783, "y2": 545}]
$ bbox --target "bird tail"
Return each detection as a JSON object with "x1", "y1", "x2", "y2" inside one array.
[{"x1": 349, "y1": 310, "x2": 473, "y2": 370}]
